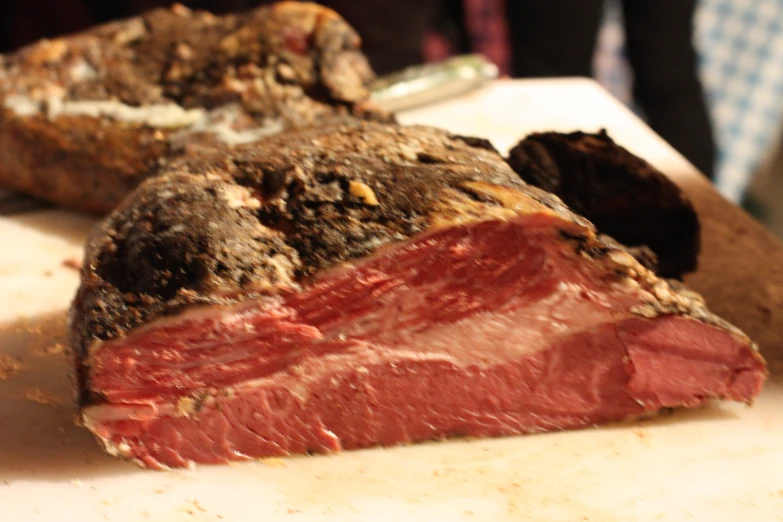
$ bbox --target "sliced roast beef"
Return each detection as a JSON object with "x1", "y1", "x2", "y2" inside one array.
[
  {"x1": 70, "y1": 121, "x2": 766, "y2": 470},
  {"x1": 506, "y1": 130, "x2": 700, "y2": 279},
  {"x1": 0, "y1": 1, "x2": 387, "y2": 214}
]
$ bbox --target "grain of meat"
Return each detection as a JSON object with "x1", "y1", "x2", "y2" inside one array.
[
  {"x1": 0, "y1": 2, "x2": 387, "y2": 214},
  {"x1": 70, "y1": 121, "x2": 767, "y2": 469}
]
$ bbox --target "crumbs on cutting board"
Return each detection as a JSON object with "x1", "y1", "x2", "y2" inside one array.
[
  {"x1": 0, "y1": 355, "x2": 24, "y2": 380},
  {"x1": 0, "y1": 313, "x2": 70, "y2": 357},
  {"x1": 2, "y1": 312, "x2": 68, "y2": 336},
  {"x1": 35, "y1": 342, "x2": 65, "y2": 356},
  {"x1": 21, "y1": 387, "x2": 65, "y2": 409},
  {"x1": 62, "y1": 257, "x2": 81, "y2": 270},
  {"x1": 633, "y1": 429, "x2": 652, "y2": 447},
  {"x1": 179, "y1": 499, "x2": 208, "y2": 515},
  {"x1": 259, "y1": 456, "x2": 287, "y2": 467}
]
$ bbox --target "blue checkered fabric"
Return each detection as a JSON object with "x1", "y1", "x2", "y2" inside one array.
[
  {"x1": 696, "y1": 0, "x2": 783, "y2": 202},
  {"x1": 594, "y1": 0, "x2": 783, "y2": 203}
]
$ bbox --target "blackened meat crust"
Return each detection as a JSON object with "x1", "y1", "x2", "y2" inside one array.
[{"x1": 506, "y1": 130, "x2": 700, "y2": 279}]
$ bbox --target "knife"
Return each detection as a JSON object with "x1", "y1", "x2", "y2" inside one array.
[{"x1": 370, "y1": 54, "x2": 499, "y2": 112}]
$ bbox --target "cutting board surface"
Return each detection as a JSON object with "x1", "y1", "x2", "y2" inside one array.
[{"x1": 1, "y1": 79, "x2": 782, "y2": 522}]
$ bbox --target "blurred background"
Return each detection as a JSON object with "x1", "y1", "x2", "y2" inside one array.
[
  {"x1": 593, "y1": 0, "x2": 783, "y2": 237},
  {"x1": 2, "y1": 0, "x2": 782, "y2": 236}
]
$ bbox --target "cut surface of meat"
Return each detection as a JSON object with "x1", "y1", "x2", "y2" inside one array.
[
  {"x1": 0, "y1": 2, "x2": 387, "y2": 214},
  {"x1": 71, "y1": 121, "x2": 766, "y2": 469},
  {"x1": 83, "y1": 215, "x2": 764, "y2": 469},
  {"x1": 506, "y1": 130, "x2": 700, "y2": 279}
]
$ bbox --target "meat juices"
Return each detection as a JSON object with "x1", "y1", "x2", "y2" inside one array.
[{"x1": 69, "y1": 121, "x2": 766, "y2": 469}]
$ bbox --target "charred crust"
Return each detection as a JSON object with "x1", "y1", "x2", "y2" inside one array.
[
  {"x1": 507, "y1": 130, "x2": 700, "y2": 279},
  {"x1": 554, "y1": 227, "x2": 744, "y2": 338},
  {"x1": 447, "y1": 134, "x2": 500, "y2": 155},
  {"x1": 557, "y1": 229, "x2": 647, "y2": 269},
  {"x1": 596, "y1": 233, "x2": 659, "y2": 274}
]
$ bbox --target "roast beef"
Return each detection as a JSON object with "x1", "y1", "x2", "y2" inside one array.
[
  {"x1": 506, "y1": 130, "x2": 700, "y2": 279},
  {"x1": 70, "y1": 121, "x2": 766, "y2": 469},
  {"x1": 0, "y1": 1, "x2": 387, "y2": 214}
]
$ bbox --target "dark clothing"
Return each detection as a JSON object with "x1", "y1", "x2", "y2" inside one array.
[
  {"x1": 506, "y1": 0, "x2": 716, "y2": 178},
  {"x1": 623, "y1": 1, "x2": 716, "y2": 179},
  {"x1": 506, "y1": 1, "x2": 605, "y2": 78},
  {"x1": 316, "y1": 0, "x2": 443, "y2": 75}
]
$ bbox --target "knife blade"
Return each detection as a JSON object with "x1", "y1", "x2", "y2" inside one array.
[{"x1": 370, "y1": 54, "x2": 499, "y2": 113}]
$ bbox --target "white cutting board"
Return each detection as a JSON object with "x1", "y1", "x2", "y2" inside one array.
[{"x1": 1, "y1": 79, "x2": 782, "y2": 522}]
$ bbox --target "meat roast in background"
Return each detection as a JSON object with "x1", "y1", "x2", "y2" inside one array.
[
  {"x1": 70, "y1": 121, "x2": 766, "y2": 469},
  {"x1": 0, "y1": 1, "x2": 388, "y2": 214},
  {"x1": 506, "y1": 130, "x2": 700, "y2": 280}
]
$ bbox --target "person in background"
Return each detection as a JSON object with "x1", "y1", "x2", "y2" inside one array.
[
  {"x1": 504, "y1": 0, "x2": 716, "y2": 179},
  {"x1": 0, "y1": 0, "x2": 715, "y2": 179}
]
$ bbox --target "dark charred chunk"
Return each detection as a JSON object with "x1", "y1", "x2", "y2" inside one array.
[
  {"x1": 506, "y1": 129, "x2": 700, "y2": 279},
  {"x1": 94, "y1": 177, "x2": 295, "y2": 300},
  {"x1": 71, "y1": 174, "x2": 297, "y2": 354}
]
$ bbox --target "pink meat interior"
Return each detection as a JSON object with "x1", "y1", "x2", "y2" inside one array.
[{"x1": 84, "y1": 214, "x2": 765, "y2": 469}]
